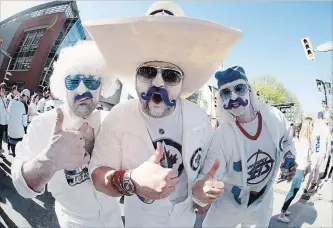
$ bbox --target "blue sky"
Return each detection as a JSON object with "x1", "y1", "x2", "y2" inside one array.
[
  {"x1": 2, "y1": 1, "x2": 332, "y2": 116},
  {"x1": 76, "y1": 1, "x2": 333, "y2": 116}
]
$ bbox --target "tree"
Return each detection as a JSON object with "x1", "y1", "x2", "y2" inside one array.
[{"x1": 251, "y1": 76, "x2": 303, "y2": 122}]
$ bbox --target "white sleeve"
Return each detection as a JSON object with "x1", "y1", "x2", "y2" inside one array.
[
  {"x1": 196, "y1": 127, "x2": 228, "y2": 182},
  {"x1": 11, "y1": 121, "x2": 45, "y2": 198},
  {"x1": 11, "y1": 113, "x2": 55, "y2": 198},
  {"x1": 89, "y1": 110, "x2": 122, "y2": 175},
  {"x1": 280, "y1": 113, "x2": 296, "y2": 157},
  {"x1": 37, "y1": 99, "x2": 44, "y2": 112}
]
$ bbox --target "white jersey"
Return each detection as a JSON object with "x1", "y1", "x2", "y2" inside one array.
[
  {"x1": 0, "y1": 97, "x2": 8, "y2": 125},
  {"x1": 11, "y1": 105, "x2": 123, "y2": 227},
  {"x1": 140, "y1": 102, "x2": 188, "y2": 204},
  {"x1": 37, "y1": 97, "x2": 50, "y2": 113},
  {"x1": 7, "y1": 99, "x2": 27, "y2": 139},
  {"x1": 240, "y1": 114, "x2": 276, "y2": 192},
  {"x1": 311, "y1": 119, "x2": 331, "y2": 155}
]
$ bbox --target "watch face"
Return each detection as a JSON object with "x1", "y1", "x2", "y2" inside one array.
[{"x1": 123, "y1": 180, "x2": 135, "y2": 193}]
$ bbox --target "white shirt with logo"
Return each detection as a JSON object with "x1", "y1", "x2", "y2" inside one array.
[
  {"x1": 140, "y1": 103, "x2": 188, "y2": 204},
  {"x1": 239, "y1": 115, "x2": 276, "y2": 192}
]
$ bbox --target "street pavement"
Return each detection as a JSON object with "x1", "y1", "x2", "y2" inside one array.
[{"x1": 1, "y1": 145, "x2": 332, "y2": 228}]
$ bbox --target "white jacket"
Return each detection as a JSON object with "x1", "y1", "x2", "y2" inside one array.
[
  {"x1": 7, "y1": 99, "x2": 27, "y2": 139},
  {"x1": 200, "y1": 103, "x2": 296, "y2": 215},
  {"x1": 11, "y1": 105, "x2": 123, "y2": 227},
  {"x1": 89, "y1": 99, "x2": 213, "y2": 227}
]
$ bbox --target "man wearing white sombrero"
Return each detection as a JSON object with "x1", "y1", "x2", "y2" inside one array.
[{"x1": 85, "y1": 1, "x2": 243, "y2": 227}]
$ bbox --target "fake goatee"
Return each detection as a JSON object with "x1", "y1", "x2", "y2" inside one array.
[{"x1": 70, "y1": 92, "x2": 98, "y2": 119}]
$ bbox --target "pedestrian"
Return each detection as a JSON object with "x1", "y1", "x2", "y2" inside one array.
[
  {"x1": 304, "y1": 111, "x2": 331, "y2": 194},
  {"x1": 7, "y1": 89, "x2": 30, "y2": 157},
  {"x1": 192, "y1": 66, "x2": 297, "y2": 228},
  {"x1": 277, "y1": 116, "x2": 313, "y2": 223},
  {"x1": 0, "y1": 83, "x2": 8, "y2": 156},
  {"x1": 85, "y1": 1, "x2": 242, "y2": 227},
  {"x1": 6, "y1": 85, "x2": 19, "y2": 102},
  {"x1": 11, "y1": 41, "x2": 122, "y2": 227},
  {"x1": 28, "y1": 93, "x2": 39, "y2": 122},
  {"x1": 37, "y1": 87, "x2": 51, "y2": 113}
]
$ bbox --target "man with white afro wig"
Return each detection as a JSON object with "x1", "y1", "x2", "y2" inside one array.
[{"x1": 11, "y1": 40, "x2": 123, "y2": 227}]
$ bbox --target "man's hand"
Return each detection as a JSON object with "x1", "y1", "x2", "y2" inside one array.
[
  {"x1": 287, "y1": 163, "x2": 298, "y2": 181},
  {"x1": 131, "y1": 142, "x2": 178, "y2": 200},
  {"x1": 42, "y1": 108, "x2": 92, "y2": 171},
  {"x1": 192, "y1": 160, "x2": 224, "y2": 204}
]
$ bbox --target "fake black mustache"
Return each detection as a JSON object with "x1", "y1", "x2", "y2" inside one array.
[{"x1": 223, "y1": 97, "x2": 249, "y2": 110}]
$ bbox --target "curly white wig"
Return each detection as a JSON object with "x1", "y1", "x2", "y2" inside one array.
[{"x1": 50, "y1": 40, "x2": 118, "y2": 102}]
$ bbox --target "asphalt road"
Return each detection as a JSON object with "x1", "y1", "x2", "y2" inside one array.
[{"x1": 1, "y1": 148, "x2": 332, "y2": 228}]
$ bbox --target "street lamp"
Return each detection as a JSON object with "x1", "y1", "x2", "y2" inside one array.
[
  {"x1": 315, "y1": 41, "x2": 333, "y2": 52},
  {"x1": 316, "y1": 79, "x2": 331, "y2": 107}
]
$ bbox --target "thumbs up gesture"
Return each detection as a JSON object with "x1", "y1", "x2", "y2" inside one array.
[
  {"x1": 192, "y1": 160, "x2": 224, "y2": 205},
  {"x1": 43, "y1": 108, "x2": 92, "y2": 171},
  {"x1": 131, "y1": 142, "x2": 179, "y2": 200}
]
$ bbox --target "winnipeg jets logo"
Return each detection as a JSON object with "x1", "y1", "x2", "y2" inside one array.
[
  {"x1": 247, "y1": 150, "x2": 274, "y2": 185},
  {"x1": 190, "y1": 148, "x2": 202, "y2": 171},
  {"x1": 153, "y1": 139, "x2": 183, "y2": 176}
]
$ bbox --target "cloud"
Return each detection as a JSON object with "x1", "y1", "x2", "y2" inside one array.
[{"x1": 0, "y1": 1, "x2": 50, "y2": 21}]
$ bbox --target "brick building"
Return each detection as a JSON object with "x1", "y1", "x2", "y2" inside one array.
[{"x1": 0, "y1": 1, "x2": 86, "y2": 93}]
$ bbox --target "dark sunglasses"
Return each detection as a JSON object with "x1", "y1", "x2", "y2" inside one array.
[
  {"x1": 219, "y1": 84, "x2": 248, "y2": 100},
  {"x1": 65, "y1": 75, "x2": 101, "y2": 91},
  {"x1": 136, "y1": 66, "x2": 183, "y2": 86}
]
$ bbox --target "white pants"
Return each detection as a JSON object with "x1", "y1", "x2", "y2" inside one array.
[
  {"x1": 55, "y1": 201, "x2": 123, "y2": 228},
  {"x1": 203, "y1": 191, "x2": 273, "y2": 228},
  {"x1": 124, "y1": 195, "x2": 195, "y2": 227}
]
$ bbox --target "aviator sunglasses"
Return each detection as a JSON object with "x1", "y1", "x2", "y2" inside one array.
[
  {"x1": 219, "y1": 83, "x2": 248, "y2": 100},
  {"x1": 65, "y1": 75, "x2": 101, "y2": 91},
  {"x1": 136, "y1": 66, "x2": 183, "y2": 86}
]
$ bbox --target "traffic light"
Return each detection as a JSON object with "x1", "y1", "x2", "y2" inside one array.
[{"x1": 301, "y1": 37, "x2": 316, "y2": 60}]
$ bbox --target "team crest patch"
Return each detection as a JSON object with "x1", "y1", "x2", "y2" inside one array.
[
  {"x1": 247, "y1": 150, "x2": 274, "y2": 185},
  {"x1": 190, "y1": 148, "x2": 202, "y2": 171}
]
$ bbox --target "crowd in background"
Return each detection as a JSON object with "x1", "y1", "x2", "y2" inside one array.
[{"x1": 0, "y1": 82, "x2": 62, "y2": 157}]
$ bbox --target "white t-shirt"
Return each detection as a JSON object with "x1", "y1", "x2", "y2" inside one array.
[
  {"x1": 0, "y1": 97, "x2": 8, "y2": 125},
  {"x1": 238, "y1": 114, "x2": 276, "y2": 192},
  {"x1": 140, "y1": 104, "x2": 188, "y2": 204},
  {"x1": 294, "y1": 137, "x2": 311, "y2": 170}
]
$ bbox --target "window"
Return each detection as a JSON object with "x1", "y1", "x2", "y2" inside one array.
[{"x1": 10, "y1": 29, "x2": 45, "y2": 71}]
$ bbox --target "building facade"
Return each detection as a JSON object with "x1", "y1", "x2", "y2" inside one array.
[{"x1": 0, "y1": 1, "x2": 86, "y2": 93}]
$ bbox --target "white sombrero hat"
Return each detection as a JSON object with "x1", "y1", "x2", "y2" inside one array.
[{"x1": 84, "y1": 1, "x2": 243, "y2": 98}]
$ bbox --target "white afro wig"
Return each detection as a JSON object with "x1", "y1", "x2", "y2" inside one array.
[{"x1": 50, "y1": 40, "x2": 119, "y2": 102}]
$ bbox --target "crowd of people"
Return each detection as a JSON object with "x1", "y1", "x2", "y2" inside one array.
[
  {"x1": 0, "y1": 84, "x2": 60, "y2": 157},
  {"x1": 0, "y1": 1, "x2": 332, "y2": 228}
]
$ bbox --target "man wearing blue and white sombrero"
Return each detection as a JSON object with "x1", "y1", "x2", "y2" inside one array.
[
  {"x1": 84, "y1": 1, "x2": 243, "y2": 227},
  {"x1": 192, "y1": 66, "x2": 298, "y2": 227}
]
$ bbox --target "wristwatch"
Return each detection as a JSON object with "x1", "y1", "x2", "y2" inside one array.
[{"x1": 122, "y1": 170, "x2": 136, "y2": 195}]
